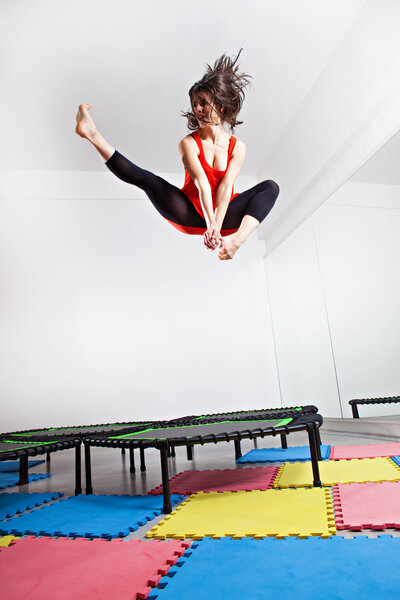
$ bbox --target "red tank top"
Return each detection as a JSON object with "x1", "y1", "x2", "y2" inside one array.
[{"x1": 180, "y1": 131, "x2": 239, "y2": 219}]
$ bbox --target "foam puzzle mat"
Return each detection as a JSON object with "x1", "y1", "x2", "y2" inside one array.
[
  {"x1": 0, "y1": 536, "x2": 190, "y2": 600},
  {"x1": 148, "y1": 536, "x2": 400, "y2": 600},
  {"x1": 333, "y1": 482, "x2": 400, "y2": 530},
  {"x1": 147, "y1": 488, "x2": 336, "y2": 540},
  {"x1": 148, "y1": 466, "x2": 279, "y2": 495},
  {"x1": 0, "y1": 493, "x2": 183, "y2": 538},
  {"x1": 274, "y1": 457, "x2": 400, "y2": 488},
  {"x1": 0, "y1": 492, "x2": 63, "y2": 521},
  {"x1": 0, "y1": 472, "x2": 51, "y2": 490},
  {"x1": 0, "y1": 535, "x2": 18, "y2": 548},
  {"x1": 0, "y1": 460, "x2": 45, "y2": 473},
  {"x1": 330, "y1": 442, "x2": 400, "y2": 460},
  {"x1": 237, "y1": 444, "x2": 331, "y2": 463}
]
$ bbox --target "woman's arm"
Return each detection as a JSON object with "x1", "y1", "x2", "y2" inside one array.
[
  {"x1": 179, "y1": 137, "x2": 221, "y2": 248},
  {"x1": 214, "y1": 140, "x2": 246, "y2": 230},
  {"x1": 178, "y1": 136, "x2": 215, "y2": 227}
]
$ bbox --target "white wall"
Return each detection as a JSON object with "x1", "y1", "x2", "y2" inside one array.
[
  {"x1": 0, "y1": 170, "x2": 281, "y2": 431},
  {"x1": 265, "y1": 180, "x2": 400, "y2": 417}
]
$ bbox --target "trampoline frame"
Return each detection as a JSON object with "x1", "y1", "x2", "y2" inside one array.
[{"x1": 83, "y1": 413, "x2": 323, "y2": 513}]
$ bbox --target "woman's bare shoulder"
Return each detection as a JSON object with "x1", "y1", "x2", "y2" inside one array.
[
  {"x1": 179, "y1": 132, "x2": 196, "y2": 144},
  {"x1": 178, "y1": 133, "x2": 197, "y2": 154},
  {"x1": 232, "y1": 137, "x2": 246, "y2": 156},
  {"x1": 232, "y1": 135, "x2": 245, "y2": 147}
]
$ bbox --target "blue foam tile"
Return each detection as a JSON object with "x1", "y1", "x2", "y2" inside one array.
[
  {"x1": 0, "y1": 493, "x2": 183, "y2": 538},
  {"x1": 236, "y1": 444, "x2": 331, "y2": 463},
  {"x1": 0, "y1": 460, "x2": 45, "y2": 473},
  {"x1": 148, "y1": 536, "x2": 400, "y2": 600},
  {"x1": 0, "y1": 473, "x2": 51, "y2": 490},
  {"x1": 391, "y1": 456, "x2": 400, "y2": 468},
  {"x1": 0, "y1": 492, "x2": 63, "y2": 520}
]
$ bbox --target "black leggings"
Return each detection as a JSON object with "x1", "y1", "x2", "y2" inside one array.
[{"x1": 105, "y1": 150, "x2": 279, "y2": 235}]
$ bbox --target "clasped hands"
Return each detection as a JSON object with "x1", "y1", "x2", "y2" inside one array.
[{"x1": 204, "y1": 223, "x2": 223, "y2": 251}]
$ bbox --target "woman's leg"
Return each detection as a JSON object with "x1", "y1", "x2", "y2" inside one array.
[
  {"x1": 75, "y1": 105, "x2": 206, "y2": 232},
  {"x1": 104, "y1": 150, "x2": 207, "y2": 229},
  {"x1": 218, "y1": 180, "x2": 279, "y2": 260}
]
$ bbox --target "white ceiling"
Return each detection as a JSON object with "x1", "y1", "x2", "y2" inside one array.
[{"x1": 1, "y1": 0, "x2": 367, "y2": 176}]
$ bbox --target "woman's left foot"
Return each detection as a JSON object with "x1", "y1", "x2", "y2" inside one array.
[{"x1": 218, "y1": 234, "x2": 242, "y2": 260}]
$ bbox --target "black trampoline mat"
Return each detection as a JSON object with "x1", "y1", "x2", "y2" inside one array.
[
  {"x1": 110, "y1": 417, "x2": 294, "y2": 441},
  {"x1": 0, "y1": 440, "x2": 60, "y2": 453},
  {"x1": 9, "y1": 423, "x2": 149, "y2": 437}
]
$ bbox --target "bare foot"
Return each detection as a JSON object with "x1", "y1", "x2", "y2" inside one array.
[
  {"x1": 218, "y1": 234, "x2": 243, "y2": 260},
  {"x1": 75, "y1": 104, "x2": 97, "y2": 140}
]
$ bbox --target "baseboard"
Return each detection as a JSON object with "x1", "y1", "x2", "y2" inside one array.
[{"x1": 322, "y1": 417, "x2": 400, "y2": 442}]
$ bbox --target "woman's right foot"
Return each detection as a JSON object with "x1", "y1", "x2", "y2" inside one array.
[{"x1": 75, "y1": 104, "x2": 97, "y2": 140}]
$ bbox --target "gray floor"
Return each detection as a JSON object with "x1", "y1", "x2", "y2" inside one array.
[{"x1": 9, "y1": 427, "x2": 400, "y2": 541}]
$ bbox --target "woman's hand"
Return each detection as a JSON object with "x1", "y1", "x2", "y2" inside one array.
[{"x1": 204, "y1": 223, "x2": 222, "y2": 250}]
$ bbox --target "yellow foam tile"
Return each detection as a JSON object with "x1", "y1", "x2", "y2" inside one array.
[
  {"x1": 274, "y1": 457, "x2": 400, "y2": 488},
  {"x1": 146, "y1": 488, "x2": 336, "y2": 540},
  {"x1": 0, "y1": 536, "x2": 18, "y2": 548}
]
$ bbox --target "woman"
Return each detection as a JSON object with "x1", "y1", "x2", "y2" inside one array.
[{"x1": 75, "y1": 49, "x2": 279, "y2": 260}]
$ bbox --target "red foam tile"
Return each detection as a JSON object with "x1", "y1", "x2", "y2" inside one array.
[
  {"x1": 330, "y1": 442, "x2": 400, "y2": 460},
  {"x1": 333, "y1": 482, "x2": 400, "y2": 530},
  {"x1": 0, "y1": 536, "x2": 190, "y2": 599},
  {"x1": 148, "y1": 466, "x2": 279, "y2": 495}
]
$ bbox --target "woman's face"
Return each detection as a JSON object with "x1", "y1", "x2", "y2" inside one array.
[{"x1": 192, "y1": 92, "x2": 222, "y2": 126}]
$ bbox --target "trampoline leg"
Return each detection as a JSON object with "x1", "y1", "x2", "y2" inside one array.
[
  {"x1": 352, "y1": 404, "x2": 360, "y2": 419},
  {"x1": 84, "y1": 445, "x2": 93, "y2": 495},
  {"x1": 170, "y1": 445, "x2": 176, "y2": 458},
  {"x1": 46, "y1": 452, "x2": 51, "y2": 463},
  {"x1": 186, "y1": 445, "x2": 193, "y2": 460},
  {"x1": 308, "y1": 428, "x2": 322, "y2": 487},
  {"x1": 315, "y1": 428, "x2": 322, "y2": 446},
  {"x1": 140, "y1": 447, "x2": 146, "y2": 472},
  {"x1": 160, "y1": 443, "x2": 172, "y2": 514},
  {"x1": 129, "y1": 447, "x2": 135, "y2": 473},
  {"x1": 18, "y1": 456, "x2": 29, "y2": 486},
  {"x1": 280, "y1": 434, "x2": 288, "y2": 449},
  {"x1": 316, "y1": 431, "x2": 322, "y2": 461},
  {"x1": 75, "y1": 445, "x2": 82, "y2": 495},
  {"x1": 121, "y1": 447, "x2": 126, "y2": 455},
  {"x1": 253, "y1": 438, "x2": 258, "y2": 448},
  {"x1": 234, "y1": 439, "x2": 242, "y2": 460}
]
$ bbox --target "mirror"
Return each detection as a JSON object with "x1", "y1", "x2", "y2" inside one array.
[{"x1": 264, "y1": 131, "x2": 400, "y2": 421}]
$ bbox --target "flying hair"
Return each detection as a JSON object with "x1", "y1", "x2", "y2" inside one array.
[{"x1": 181, "y1": 48, "x2": 253, "y2": 133}]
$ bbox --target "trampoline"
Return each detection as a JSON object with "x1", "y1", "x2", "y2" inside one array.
[
  {"x1": 83, "y1": 412, "x2": 323, "y2": 513},
  {"x1": 184, "y1": 405, "x2": 320, "y2": 458},
  {"x1": 0, "y1": 438, "x2": 82, "y2": 494},
  {"x1": 349, "y1": 395, "x2": 400, "y2": 418}
]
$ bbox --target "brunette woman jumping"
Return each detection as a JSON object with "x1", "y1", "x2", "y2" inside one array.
[{"x1": 75, "y1": 49, "x2": 279, "y2": 260}]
